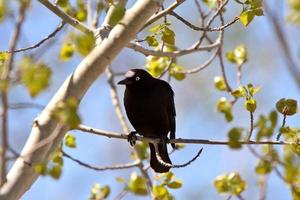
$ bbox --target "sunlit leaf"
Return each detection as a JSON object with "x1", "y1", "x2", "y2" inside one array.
[
  {"x1": 64, "y1": 133, "x2": 77, "y2": 148},
  {"x1": 76, "y1": 33, "x2": 95, "y2": 56},
  {"x1": 167, "y1": 180, "x2": 182, "y2": 189},
  {"x1": 49, "y1": 165, "x2": 62, "y2": 179},
  {"x1": 214, "y1": 76, "x2": 227, "y2": 91},
  {"x1": 109, "y1": 4, "x2": 125, "y2": 26},
  {"x1": 20, "y1": 57, "x2": 52, "y2": 97},
  {"x1": 128, "y1": 173, "x2": 148, "y2": 196},
  {"x1": 59, "y1": 42, "x2": 75, "y2": 61}
]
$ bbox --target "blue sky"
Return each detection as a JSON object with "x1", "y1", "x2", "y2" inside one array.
[{"x1": 1, "y1": 1, "x2": 300, "y2": 200}]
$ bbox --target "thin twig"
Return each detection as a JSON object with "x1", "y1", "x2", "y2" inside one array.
[
  {"x1": 8, "y1": 102, "x2": 44, "y2": 110},
  {"x1": 142, "y1": 0, "x2": 186, "y2": 30},
  {"x1": 0, "y1": 1, "x2": 27, "y2": 186},
  {"x1": 170, "y1": 11, "x2": 239, "y2": 32},
  {"x1": 0, "y1": 22, "x2": 65, "y2": 54},
  {"x1": 217, "y1": 13, "x2": 232, "y2": 92},
  {"x1": 37, "y1": 0, "x2": 93, "y2": 34},
  {"x1": 106, "y1": 66, "x2": 129, "y2": 133},
  {"x1": 258, "y1": 175, "x2": 267, "y2": 200},
  {"x1": 276, "y1": 112, "x2": 287, "y2": 141},
  {"x1": 76, "y1": 124, "x2": 300, "y2": 146},
  {"x1": 127, "y1": 40, "x2": 220, "y2": 58},
  {"x1": 62, "y1": 150, "x2": 140, "y2": 171},
  {"x1": 247, "y1": 111, "x2": 254, "y2": 141}
]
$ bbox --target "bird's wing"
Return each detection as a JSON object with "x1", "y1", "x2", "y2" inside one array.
[{"x1": 160, "y1": 80, "x2": 176, "y2": 149}]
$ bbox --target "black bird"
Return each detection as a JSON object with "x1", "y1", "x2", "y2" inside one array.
[{"x1": 118, "y1": 69, "x2": 176, "y2": 173}]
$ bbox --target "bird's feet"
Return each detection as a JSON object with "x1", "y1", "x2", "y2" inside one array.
[
  {"x1": 160, "y1": 136, "x2": 170, "y2": 145},
  {"x1": 128, "y1": 131, "x2": 138, "y2": 146}
]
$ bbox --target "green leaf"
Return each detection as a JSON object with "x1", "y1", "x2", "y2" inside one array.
[
  {"x1": 130, "y1": 141, "x2": 149, "y2": 160},
  {"x1": 228, "y1": 128, "x2": 243, "y2": 149},
  {"x1": 255, "y1": 159, "x2": 272, "y2": 174},
  {"x1": 231, "y1": 86, "x2": 247, "y2": 98},
  {"x1": 34, "y1": 163, "x2": 47, "y2": 175},
  {"x1": 214, "y1": 172, "x2": 247, "y2": 195},
  {"x1": 89, "y1": 184, "x2": 110, "y2": 200},
  {"x1": 59, "y1": 42, "x2": 75, "y2": 61},
  {"x1": 108, "y1": 4, "x2": 125, "y2": 26},
  {"x1": 128, "y1": 173, "x2": 148, "y2": 196},
  {"x1": 276, "y1": 98, "x2": 298, "y2": 115},
  {"x1": 214, "y1": 174, "x2": 230, "y2": 193},
  {"x1": 217, "y1": 97, "x2": 233, "y2": 122},
  {"x1": 214, "y1": 76, "x2": 227, "y2": 91},
  {"x1": 170, "y1": 64, "x2": 185, "y2": 81},
  {"x1": 288, "y1": 0, "x2": 300, "y2": 10},
  {"x1": 203, "y1": 0, "x2": 218, "y2": 8},
  {"x1": 52, "y1": 97, "x2": 81, "y2": 128},
  {"x1": 145, "y1": 36, "x2": 159, "y2": 47},
  {"x1": 49, "y1": 165, "x2": 62, "y2": 179},
  {"x1": 227, "y1": 172, "x2": 246, "y2": 195},
  {"x1": 56, "y1": 0, "x2": 69, "y2": 7},
  {"x1": 247, "y1": 83, "x2": 260, "y2": 96},
  {"x1": 240, "y1": 10, "x2": 256, "y2": 26},
  {"x1": 226, "y1": 51, "x2": 236, "y2": 63},
  {"x1": 161, "y1": 26, "x2": 175, "y2": 45},
  {"x1": 234, "y1": 45, "x2": 248, "y2": 65},
  {"x1": 152, "y1": 185, "x2": 168, "y2": 198},
  {"x1": 75, "y1": 33, "x2": 95, "y2": 56},
  {"x1": 149, "y1": 24, "x2": 163, "y2": 34},
  {"x1": 75, "y1": 9, "x2": 87, "y2": 22},
  {"x1": 0, "y1": 52, "x2": 7, "y2": 63},
  {"x1": 64, "y1": 133, "x2": 77, "y2": 148},
  {"x1": 20, "y1": 57, "x2": 52, "y2": 97},
  {"x1": 0, "y1": 0, "x2": 7, "y2": 22},
  {"x1": 269, "y1": 110, "x2": 278, "y2": 128},
  {"x1": 116, "y1": 177, "x2": 126, "y2": 183},
  {"x1": 286, "y1": 9, "x2": 300, "y2": 25},
  {"x1": 167, "y1": 180, "x2": 182, "y2": 189},
  {"x1": 244, "y1": 98, "x2": 257, "y2": 112},
  {"x1": 51, "y1": 151, "x2": 64, "y2": 166}
]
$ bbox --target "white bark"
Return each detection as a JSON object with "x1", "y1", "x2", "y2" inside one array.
[{"x1": 0, "y1": 0, "x2": 163, "y2": 199}]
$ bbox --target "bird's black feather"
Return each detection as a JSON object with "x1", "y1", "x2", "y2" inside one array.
[{"x1": 118, "y1": 69, "x2": 176, "y2": 173}]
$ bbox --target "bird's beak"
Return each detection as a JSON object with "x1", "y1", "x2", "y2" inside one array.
[{"x1": 118, "y1": 78, "x2": 132, "y2": 85}]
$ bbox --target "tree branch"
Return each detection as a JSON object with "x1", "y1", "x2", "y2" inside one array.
[
  {"x1": 37, "y1": 0, "x2": 93, "y2": 34},
  {"x1": 62, "y1": 150, "x2": 140, "y2": 171},
  {"x1": 0, "y1": 1, "x2": 27, "y2": 187},
  {"x1": 76, "y1": 124, "x2": 300, "y2": 146},
  {"x1": 0, "y1": 21, "x2": 65, "y2": 54}
]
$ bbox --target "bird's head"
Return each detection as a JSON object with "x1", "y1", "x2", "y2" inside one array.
[{"x1": 118, "y1": 69, "x2": 154, "y2": 87}]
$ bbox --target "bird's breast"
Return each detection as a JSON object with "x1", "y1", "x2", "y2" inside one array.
[{"x1": 124, "y1": 88, "x2": 169, "y2": 137}]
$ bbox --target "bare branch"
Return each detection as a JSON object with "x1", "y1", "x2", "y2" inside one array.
[
  {"x1": 8, "y1": 102, "x2": 44, "y2": 110},
  {"x1": 142, "y1": 0, "x2": 186, "y2": 30},
  {"x1": 76, "y1": 124, "x2": 300, "y2": 146},
  {"x1": 0, "y1": 21, "x2": 65, "y2": 54},
  {"x1": 0, "y1": 1, "x2": 27, "y2": 187},
  {"x1": 170, "y1": 11, "x2": 239, "y2": 32},
  {"x1": 37, "y1": 0, "x2": 93, "y2": 34},
  {"x1": 62, "y1": 150, "x2": 140, "y2": 171},
  {"x1": 127, "y1": 40, "x2": 220, "y2": 58}
]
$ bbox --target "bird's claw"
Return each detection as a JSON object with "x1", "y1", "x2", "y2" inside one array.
[
  {"x1": 161, "y1": 136, "x2": 170, "y2": 145},
  {"x1": 128, "y1": 131, "x2": 138, "y2": 146}
]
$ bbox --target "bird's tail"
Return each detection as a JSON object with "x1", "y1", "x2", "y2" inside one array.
[{"x1": 149, "y1": 143, "x2": 171, "y2": 173}]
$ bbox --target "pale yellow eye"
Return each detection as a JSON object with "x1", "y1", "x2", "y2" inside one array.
[{"x1": 135, "y1": 76, "x2": 140, "y2": 81}]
